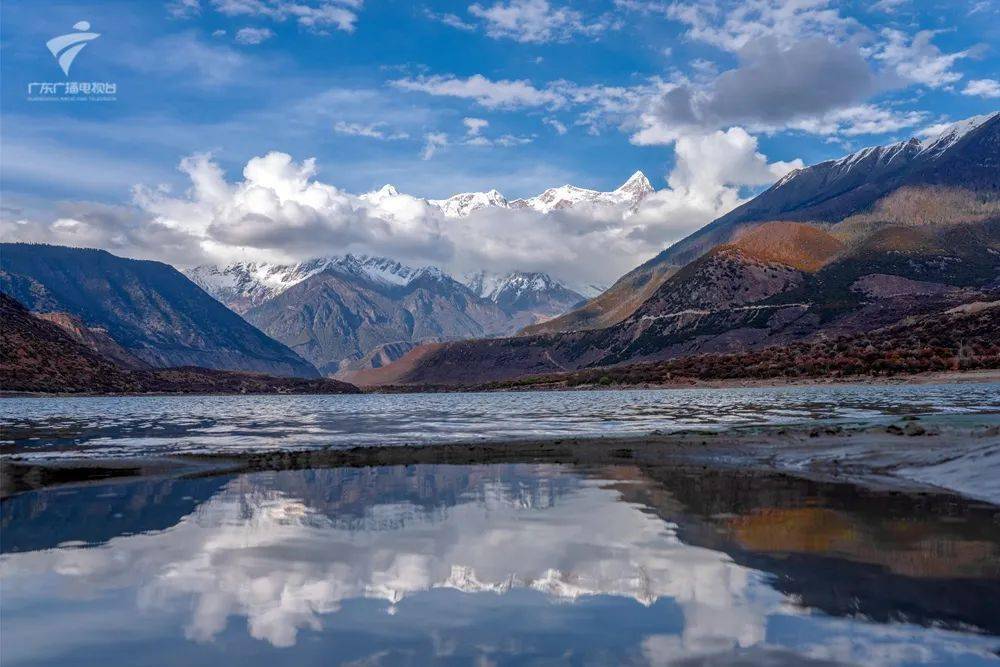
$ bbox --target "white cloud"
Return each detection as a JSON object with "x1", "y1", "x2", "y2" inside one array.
[
  {"x1": 784, "y1": 104, "x2": 927, "y2": 137},
  {"x1": 167, "y1": 0, "x2": 202, "y2": 18},
  {"x1": 629, "y1": 127, "x2": 802, "y2": 246},
  {"x1": 334, "y1": 121, "x2": 408, "y2": 140},
  {"x1": 663, "y1": 0, "x2": 858, "y2": 52},
  {"x1": 463, "y1": 117, "x2": 490, "y2": 136},
  {"x1": 208, "y1": 0, "x2": 361, "y2": 32},
  {"x1": 467, "y1": 0, "x2": 618, "y2": 43},
  {"x1": 962, "y1": 78, "x2": 1000, "y2": 98},
  {"x1": 234, "y1": 26, "x2": 275, "y2": 44},
  {"x1": 870, "y1": 0, "x2": 907, "y2": 12},
  {"x1": 4, "y1": 135, "x2": 801, "y2": 287},
  {"x1": 421, "y1": 132, "x2": 448, "y2": 160},
  {"x1": 874, "y1": 29, "x2": 971, "y2": 88},
  {"x1": 392, "y1": 74, "x2": 564, "y2": 109},
  {"x1": 426, "y1": 10, "x2": 476, "y2": 31},
  {"x1": 544, "y1": 117, "x2": 568, "y2": 134}
]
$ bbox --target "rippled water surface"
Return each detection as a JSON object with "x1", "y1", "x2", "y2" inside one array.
[
  {"x1": 2, "y1": 383, "x2": 999, "y2": 459},
  {"x1": 2, "y1": 463, "x2": 999, "y2": 666}
]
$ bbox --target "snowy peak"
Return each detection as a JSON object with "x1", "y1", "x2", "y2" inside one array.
[
  {"x1": 429, "y1": 189, "x2": 510, "y2": 217},
  {"x1": 359, "y1": 184, "x2": 400, "y2": 205},
  {"x1": 464, "y1": 270, "x2": 568, "y2": 302},
  {"x1": 615, "y1": 170, "x2": 654, "y2": 200},
  {"x1": 423, "y1": 171, "x2": 656, "y2": 217},
  {"x1": 462, "y1": 270, "x2": 586, "y2": 322},
  {"x1": 187, "y1": 254, "x2": 453, "y2": 313},
  {"x1": 918, "y1": 111, "x2": 999, "y2": 157}
]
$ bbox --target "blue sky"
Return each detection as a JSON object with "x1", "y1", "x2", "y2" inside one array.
[{"x1": 1, "y1": 0, "x2": 998, "y2": 283}]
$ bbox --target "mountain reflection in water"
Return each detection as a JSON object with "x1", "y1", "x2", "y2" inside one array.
[{"x1": 2, "y1": 464, "x2": 998, "y2": 666}]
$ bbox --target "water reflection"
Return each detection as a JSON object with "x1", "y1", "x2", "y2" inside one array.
[{"x1": 2, "y1": 464, "x2": 998, "y2": 666}]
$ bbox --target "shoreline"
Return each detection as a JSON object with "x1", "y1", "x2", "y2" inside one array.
[
  {"x1": 3, "y1": 368, "x2": 998, "y2": 398},
  {"x1": 4, "y1": 413, "x2": 998, "y2": 505}
]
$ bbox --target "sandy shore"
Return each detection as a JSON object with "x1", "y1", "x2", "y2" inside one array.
[{"x1": 4, "y1": 413, "x2": 998, "y2": 504}]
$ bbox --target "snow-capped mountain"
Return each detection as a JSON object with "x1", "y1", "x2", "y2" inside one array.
[
  {"x1": 428, "y1": 189, "x2": 509, "y2": 217},
  {"x1": 511, "y1": 171, "x2": 655, "y2": 214},
  {"x1": 407, "y1": 170, "x2": 655, "y2": 218},
  {"x1": 462, "y1": 270, "x2": 585, "y2": 325},
  {"x1": 657, "y1": 111, "x2": 1000, "y2": 270},
  {"x1": 187, "y1": 255, "x2": 445, "y2": 314}
]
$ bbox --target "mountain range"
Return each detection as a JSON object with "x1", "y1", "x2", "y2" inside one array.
[
  {"x1": 354, "y1": 112, "x2": 1000, "y2": 386},
  {"x1": 186, "y1": 256, "x2": 586, "y2": 376},
  {"x1": 0, "y1": 244, "x2": 319, "y2": 378},
  {"x1": 2, "y1": 114, "x2": 997, "y2": 391},
  {"x1": 425, "y1": 170, "x2": 654, "y2": 217},
  {"x1": 179, "y1": 174, "x2": 655, "y2": 375}
]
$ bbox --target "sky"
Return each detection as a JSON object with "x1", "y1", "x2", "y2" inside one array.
[{"x1": 1, "y1": 0, "x2": 998, "y2": 288}]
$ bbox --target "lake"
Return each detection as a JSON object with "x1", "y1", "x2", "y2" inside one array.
[
  {"x1": 3, "y1": 383, "x2": 999, "y2": 459},
  {"x1": 2, "y1": 383, "x2": 1000, "y2": 665}
]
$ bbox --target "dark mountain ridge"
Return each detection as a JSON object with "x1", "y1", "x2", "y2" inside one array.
[
  {"x1": 0, "y1": 243, "x2": 319, "y2": 377},
  {"x1": 0, "y1": 293, "x2": 358, "y2": 394}
]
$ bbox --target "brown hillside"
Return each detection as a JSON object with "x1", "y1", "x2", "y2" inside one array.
[
  {"x1": 835, "y1": 186, "x2": 1000, "y2": 243},
  {"x1": 726, "y1": 222, "x2": 844, "y2": 272},
  {"x1": 339, "y1": 342, "x2": 445, "y2": 387},
  {"x1": 521, "y1": 262, "x2": 678, "y2": 335}
]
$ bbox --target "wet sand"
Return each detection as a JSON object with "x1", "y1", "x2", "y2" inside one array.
[{"x1": 4, "y1": 413, "x2": 998, "y2": 504}]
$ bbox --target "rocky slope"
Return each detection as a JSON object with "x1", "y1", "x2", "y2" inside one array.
[
  {"x1": 0, "y1": 294, "x2": 357, "y2": 394},
  {"x1": 533, "y1": 112, "x2": 1000, "y2": 335},
  {"x1": 189, "y1": 256, "x2": 586, "y2": 375},
  {"x1": 1, "y1": 244, "x2": 319, "y2": 378},
  {"x1": 462, "y1": 270, "x2": 585, "y2": 326},
  {"x1": 243, "y1": 266, "x2": 512, "y2": 376},
  {"x1": 363, "y1": 203, "x2": 1000, "y2": 386}
]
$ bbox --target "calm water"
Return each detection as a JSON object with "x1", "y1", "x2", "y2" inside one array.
[
  {"x1": 2, "y1": 383, "x2": 999, "y2": 459},
  {"x1": 2, "y1": 463, "x2": 999, "y2": 666}
]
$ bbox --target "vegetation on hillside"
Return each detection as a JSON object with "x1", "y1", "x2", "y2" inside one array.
[{"x1": 481, "y1": 301, "x2": 1000, "y2": 390}]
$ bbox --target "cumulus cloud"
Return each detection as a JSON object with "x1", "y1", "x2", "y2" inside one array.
[
  {"x1": 463, "y1": 117, "x2": 490, "y2": 136},
  {"x1": 466, "y1": 0, "x2": 619, "y2": 43},
  {"x1": 632, "y1": 37, "x2": 877, "y2": 144},
  {"x1": 234, "y1": 27, "x2": 275, "y2": 44},
  {"x1": 628, "y1": 128, "x2": 802, "y2": 246},
  {"x1": 3, "y1": 135, "x2": 800, "y2": 287},
  {"x1": 873, "y1": 29, "x2": 972, "y2": 89},
  {"x1": 962, "y1": 78, "x2": 1000, "y2": 98}
]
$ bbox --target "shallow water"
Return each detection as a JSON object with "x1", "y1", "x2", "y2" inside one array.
[
  {"x1": 3, "y1": 383, "x2": 999, "y2": 459},
  {"x1": 2, "y1": 463, "x2": 999, "y2": 666}
]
